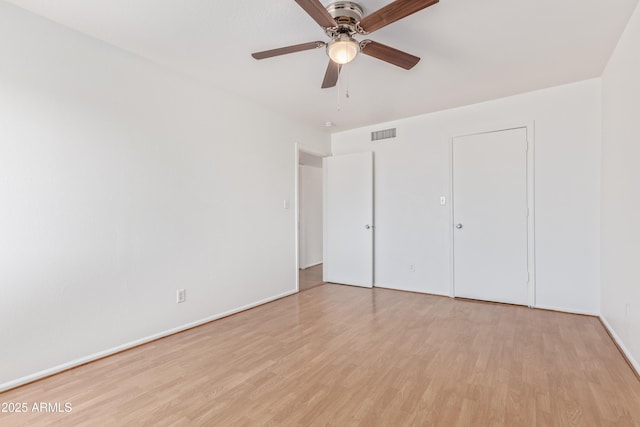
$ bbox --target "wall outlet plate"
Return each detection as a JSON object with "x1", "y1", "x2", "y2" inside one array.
[{"x1": 177, "y1": 289, "x2": 186, "y2": 303}]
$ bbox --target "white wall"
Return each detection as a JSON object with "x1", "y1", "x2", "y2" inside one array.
[
  {"x1": 332, "y1": 79, "x2": 602, "y2": 315},
  {"x1": 0, "y1": 2, "x2": 330, "y2": 390},
  {"x1": 601, "y1": 1, "x2": 640, "y2": 372},
  {"x1": 298, "y1": 165, "x2": 323, "y2": 269}
]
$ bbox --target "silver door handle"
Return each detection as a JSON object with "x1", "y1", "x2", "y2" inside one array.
[{"x1": 456, "y1": 224, "x2": 463, "y2": 229}]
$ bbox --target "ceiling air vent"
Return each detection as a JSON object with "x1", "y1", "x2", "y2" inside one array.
[{"x1": 371, "y1": 128, "x2": 397, "y2": 142}]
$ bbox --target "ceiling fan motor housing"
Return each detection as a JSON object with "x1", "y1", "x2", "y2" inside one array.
[
  {"x1": 326, "y1": 1, "x2": 364, "y2": 36},
  {"x1": 327, "y1": 1, "x2": 364, "y2": 21}
]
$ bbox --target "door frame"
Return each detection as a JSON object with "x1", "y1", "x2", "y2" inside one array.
[
  {"x1": 294, "y1": 144, "x2": 330, "y2": 293},
  {"x1": 448, "y1": 121, "x2": 536, "y2": 307}
]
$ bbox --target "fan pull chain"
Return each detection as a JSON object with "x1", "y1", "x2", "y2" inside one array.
[
  {"x1": 345, "y1": 63, "x2": 350, "y2": 99},
  {"x1": 336, "y1": 66, "x2": 342, "y2": 111},
  {"x1": 336, "y1": 64, "x2": 351, "y2": 111}
]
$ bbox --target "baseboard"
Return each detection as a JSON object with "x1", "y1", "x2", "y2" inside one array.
[
  {"x1": 300, "y1": 261, "x2": 322, "y2": 269},
  {"x1": 599, "y1": 315, "x2": 640, "y2": 378},
  {"x1": 0, "y1": 289, "x2": 298, "y2": 393},
  {"x1": 373, "y1": 284, "x2": 450, "y2": 298},
  {"x1": 533, "y1": 304, "x2": 599, "y2": 317}
]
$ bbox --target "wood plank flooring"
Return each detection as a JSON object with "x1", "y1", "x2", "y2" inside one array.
[
  {"x1": 1, "y1": 284, "x2": 639, "y2": 426},
  {"x1": 299, "y1": 264, "x2": 324, "y2": 292}
]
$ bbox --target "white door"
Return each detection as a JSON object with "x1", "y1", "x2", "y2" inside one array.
[
  {"x1": 323, "y1": 152, "x2": 374, "y2": 287},
  {"x1": 453, "y1": 128, "x2": 529, "y2": 305}
]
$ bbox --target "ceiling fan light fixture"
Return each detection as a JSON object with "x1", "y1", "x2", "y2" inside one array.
[
  {"x1": 327, "y1": 35, "x2": 359, "y2": 65},
  {"x1": 251, "y1": 0, "x2": 436, "y2": 88}
]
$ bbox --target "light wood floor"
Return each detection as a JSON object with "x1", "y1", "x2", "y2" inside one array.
[
  {"x1": 299, "y1": 264, "x2": 324, "y2": 292},
  {"x1": 1, "y1": 285, "x2": 640, "y2": 426}
]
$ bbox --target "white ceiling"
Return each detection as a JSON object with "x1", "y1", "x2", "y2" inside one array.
[{"x1": 6, "y1": 0, "x2": 639, "y2": 132}]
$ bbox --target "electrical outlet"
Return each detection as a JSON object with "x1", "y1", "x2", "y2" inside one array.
[
  {"x1": 177, "y1": 289, "x2": 186, "y2": 303},
  {"x1": 409, "y1": 264, "x2": 415, "y2": 273}
]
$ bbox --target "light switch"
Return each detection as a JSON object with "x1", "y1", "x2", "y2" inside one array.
[
  {"x1": 440, "y1": 196, "x2": 446, "y2": 206},
  {"x1": 283, "y1": 199, "x2": 290, "y2": 209}
]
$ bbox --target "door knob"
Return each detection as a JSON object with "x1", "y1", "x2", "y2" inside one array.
[
  {"x1": 365, "y1": 224, "x2": 372, "y2": 229},
  {"x1": 456, "y1": 224, "x2": 463, "y2": 229}
]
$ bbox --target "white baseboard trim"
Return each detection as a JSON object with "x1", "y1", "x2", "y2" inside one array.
[
  {"x1": 533, "y1": 304, "x2": 599, "y2": 317},
  {"x1": 600, "y1": 315, "x2": 640, "y2": 377},
  {"x1": 374, "y1": 284, "x2": 450, "y2": 298},
  {"x1": 0, "y1": 289, "x2": 298, "y2": 393},
  {"x1": 300, "y1": 261, "x2": 322, "y2": 270}
]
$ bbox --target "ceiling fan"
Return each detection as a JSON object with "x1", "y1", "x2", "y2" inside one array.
[{"x1": 251, "y1": 0, "x2": 439, "y2": 88}]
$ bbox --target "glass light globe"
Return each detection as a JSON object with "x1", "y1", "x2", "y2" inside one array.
[{"x1": 327, "y1": 36, "x2": 359, "y2": 65}]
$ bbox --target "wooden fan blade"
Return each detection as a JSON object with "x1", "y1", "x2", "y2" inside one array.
[
  {"x1": 359, "y1": 0, "x2": 439, "y2": 34},
  {"x1": 295, "y1": 0, "x2": 337, "y2": 28},
  {"x1": 251, "y1": 41, "x2": 325, "y2": 60},
  {"x1": 361, "y1": 40, "x2": 420, "y2": 70},
  {"x1": 321, "y1": 60, "x2": 342, "y2": 88}
]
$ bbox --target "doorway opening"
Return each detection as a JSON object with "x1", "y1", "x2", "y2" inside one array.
[{"x1": 297, "y1": 149, "x2": 325, "y2": 292}]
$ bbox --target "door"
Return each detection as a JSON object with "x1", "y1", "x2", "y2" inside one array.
[
  {"x1": 452, "y1": 128, "x2": 529, "y2": 305},
  {"x1": 323, "y1": 152, "x2": 374, "y2": 287}
]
